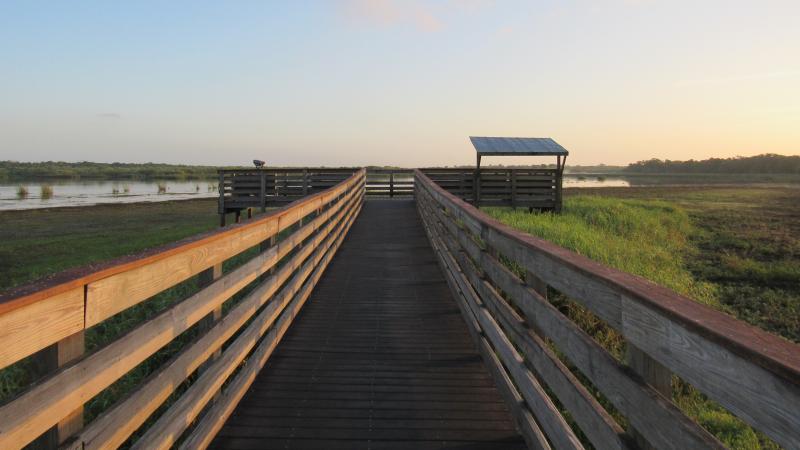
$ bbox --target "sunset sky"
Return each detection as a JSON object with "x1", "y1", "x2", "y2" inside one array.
[{"x1": 1, "y1": 0, "x2": 798, "y2": 167}]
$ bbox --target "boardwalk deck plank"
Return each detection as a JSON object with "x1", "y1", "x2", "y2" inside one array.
[{"x1": 211, "y1": 200, "x2": 525, "y2": 450}]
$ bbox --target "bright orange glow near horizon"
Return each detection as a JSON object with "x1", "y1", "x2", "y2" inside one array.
[{"x1": 1, "y1": 1, "x2": 798, "y2": 167}]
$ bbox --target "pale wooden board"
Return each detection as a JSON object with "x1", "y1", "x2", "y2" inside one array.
[
  {"x1": 0, "y1": 287, "x2": 83, "y2": 370},
  {"x1": 622, "y1": 297, "x2": 800, "y2": 449}
]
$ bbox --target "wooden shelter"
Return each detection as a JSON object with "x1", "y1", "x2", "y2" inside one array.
[{"x1": 469, "y1": 136, "x2": 569, "y2": 211}]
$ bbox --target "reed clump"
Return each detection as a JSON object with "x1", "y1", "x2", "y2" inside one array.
[
  {"x1": 40, "y1": 185, "x2": 53, "y2": 200},
  {"x1": 16, "y1": 186, "x2": 28, "y2": 199}
]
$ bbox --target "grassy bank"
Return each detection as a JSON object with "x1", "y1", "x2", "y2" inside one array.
[
  {"x1": 0, "y1": 199, "x2": 222, "y2": 291},
  {"x1": 0, "y1": 161, "x2": 226, "y2": 181},
  {"x1": 484, "y1": 186, "x2": 799, "y2": 449},
  {"x1": 0, "y1": 200, "x2": 223, "y2": 410},
  {"x1": 565, "y1": 186, "x2": 800, "y2": 343}
]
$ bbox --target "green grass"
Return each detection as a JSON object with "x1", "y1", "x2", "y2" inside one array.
[
  {"x1": 484, "y1": 197, "x2": 717, "y2": 307},
  {"x1": 0, "y1": 199, "x2": 221, "y2": 291},
  {"x1": 0, "y1": 199, "x2": 227, "y2": 406},
  {"x1": 484, "y1": 186, "x2": 799, "y2": 449}
]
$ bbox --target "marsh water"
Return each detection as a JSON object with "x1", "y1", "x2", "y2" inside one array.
[
  {"x1": 2, "y1": 173, "x2": 797, "y2": 211},
  {"x1": 0, "y1": 180, "x2": 218, "y2": 211}
]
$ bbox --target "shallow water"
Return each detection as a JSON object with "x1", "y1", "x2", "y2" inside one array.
[
  {"x1": 0, "y1": 180, "x2": 217, "y2": 211},
  {"x1": 3, "y1": 173, "x2": 794, "y2": 211}
]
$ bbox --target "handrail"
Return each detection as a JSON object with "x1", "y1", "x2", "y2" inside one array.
[
  {"x1": 0, "y1": 169, "x2": 365, "y2": 449},
  {"x1": 365, "y1": 169, "x2": 414, "y2": 197},
  {"x1": 415, "y1": 169, "x2": 800, "y2": 449}
]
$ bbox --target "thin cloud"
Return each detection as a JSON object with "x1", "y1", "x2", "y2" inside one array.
[
  {"x1": 340, "y1": 0, "x2": 489, "y2": 32},
  {"x1": 97, "y1": 113, "x2": 121, "y2": 119},
  {"x1": 675, "y1": 70, "x2": 800, "y2": 87}
]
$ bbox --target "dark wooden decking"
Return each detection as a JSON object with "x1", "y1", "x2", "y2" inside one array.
[{"x1": 211, "y1": 199, "x2": 525, "y2": 449}]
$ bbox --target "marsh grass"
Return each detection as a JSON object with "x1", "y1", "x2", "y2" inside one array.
[
  {"x1": 483, "y1": 195, "x2": 783, "y2": 449},
  {"x1": 16, "y1": 186, "x2": 28, "y2": 199},
  {"x1": 484, "y1": 197, "x2": 717, "y2": 307},
  {"x1": 40, "y1": 185, "x2": 53, "y2": 199}
]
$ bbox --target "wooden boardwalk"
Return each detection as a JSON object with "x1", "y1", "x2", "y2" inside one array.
[{"x1": 211, "y1": 200, "x2": 526, "y2": 449}]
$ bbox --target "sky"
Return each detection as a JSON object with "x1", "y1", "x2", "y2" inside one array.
[{"x1": 1, "y1": 0, "x2": 799, "y2": 167}]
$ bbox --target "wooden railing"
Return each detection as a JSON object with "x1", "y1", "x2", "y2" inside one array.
[
  {"x1": 365, "y1": 169, "x2": 414, "y2": 197},
  {"x1": 0, "y1": 169, "x2": 365, "y2": 449},
  {"x1": 218, "y1": 168, "x2": 414, "y2": 222},
  {"x1": 415, "y1": 170, "x2": 800, "y2": 450},
  {"x1": 218, "y1": 167, "x2": 358, "y2": 215},
  {"x1": 421, "y1": 168, "x2": 562, "y2": 210}
]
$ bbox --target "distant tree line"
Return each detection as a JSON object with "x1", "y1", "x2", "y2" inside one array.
[
  {"x1": 624, "y1": 154, "x2": 800, "y2": 174},
  {"x1": 0, "y1": 161, "x2": 224, "y2": 180}
]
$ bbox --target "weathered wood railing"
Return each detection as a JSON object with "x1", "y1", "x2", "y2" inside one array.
[
  {"x1": 218, "y1": 168, "x2": 413, "y2": 223},
  {"x1": 218, "y1": 167, "x2": 358, "y2": 216},
  {"x1": 415, "y1": 169, "x2": 800, "y2": 449},
  {"x1": 421, "y1": 168, "x2": 561, "y2": 210},
  {"x1": 0, "y1": 169, "x2": 365, "y2": 449},
  {"x1": 365, "y1": 169, "x2": 414, "y2": 197}
]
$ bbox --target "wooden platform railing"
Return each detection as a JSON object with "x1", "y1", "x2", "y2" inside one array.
[
  {"x1": 421, "y1": 168, "x2": 561, "y2": 210},
  {"x1": 218, "y1": 167, "x2": 359, "y2": 217},
  {"x1": 218, "y1": 168, "x2": 413, "y2": 220},
  {"x1": 0, "y1": 169, "x2": 365, "y2": 449},
  {"x1": 415, "y1": 169, "x2": 800, "y2": 449},
  {"x1": 365, "y1": 169, "x2": 414, "y2": 197}
]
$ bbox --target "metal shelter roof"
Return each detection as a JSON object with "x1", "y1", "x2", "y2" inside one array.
[{"x1": 469, "y1": 137, "x2": 569, "y2": 156}]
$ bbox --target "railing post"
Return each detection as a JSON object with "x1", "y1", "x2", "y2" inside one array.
[
  {"x1": 510, "y1": 169, "x2": 516, "y2": 209},
  {"x1": 555, "y1": 169, "x2": 563, "y2": 213},
  {"x1": 627, "y1": 345, "x2": 672, "y2": 448},
  {"x1": 29, "y1": 331, "x2": 85, "y2": 449},
  {"x1": 260, "y1": 170, "x2": 266, "y2": 213},
  {"x1": 389, "y1": 171, "x2": 394, "y2": 198},
  {"x1": 302, "y1": 168, "x2": 309, "y2": 196},
  {"x1": 474, "y1": 169, "x2": 481, "y2": 206},
  {"x1": 199, "y1": 264, "x2": 223, "y2": 365},
  {"x1": 218, "y1": 172, "x2": 226, "y2": 227}
]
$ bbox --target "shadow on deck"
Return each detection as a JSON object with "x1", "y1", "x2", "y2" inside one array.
[{"x1": 211, "y1": 199, "x2": 526, "y2": 449}]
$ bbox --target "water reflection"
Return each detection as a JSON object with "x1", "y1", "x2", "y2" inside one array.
[{"x1": 0, "y1": 180, "x2": 217, "y2": 211}]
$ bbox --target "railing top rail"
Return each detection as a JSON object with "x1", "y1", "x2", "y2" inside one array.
[
  {"x1": 218, "y1": 167, "x2": 361, "y2": 173},
  {"x1": 419, "y1": 167, "x2": 559, "y2": 172},
  {"x1": 414, "y1": 169, "x2": 800, "y2": 383},
  {"x1": 0, "y1": 169, "x2": 366, "y2": 317}
]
